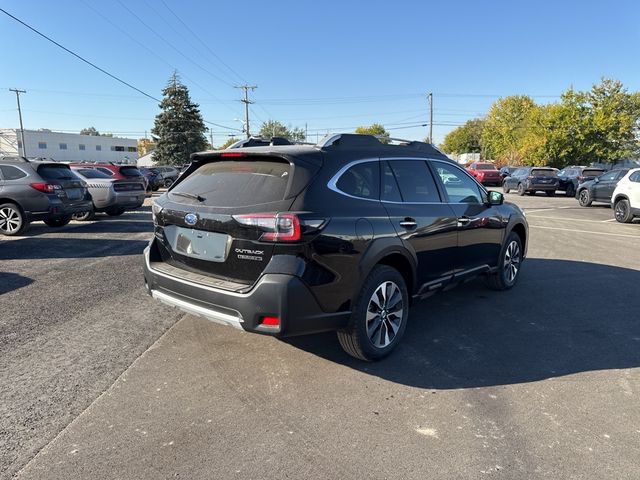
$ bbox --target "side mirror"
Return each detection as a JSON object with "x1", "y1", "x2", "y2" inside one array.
[
  {"x1": 488, "y1": 190, "x2": 504, "y2": 205},
  {"x1": 594, "y1": 177, "x2": 599, "y2": 183}
]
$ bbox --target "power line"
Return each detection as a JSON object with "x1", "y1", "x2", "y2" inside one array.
[{"x1": 0, "y1": 6, "x2": 160, "y2": 102}]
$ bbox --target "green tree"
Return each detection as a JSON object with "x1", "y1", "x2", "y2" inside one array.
[
  {"x1": 440, "y1": 118, "x2": 485, "y2": 155},
  {"x1": 258, "y1": 120, "x2": 306, "y2": 142},
  {"x1": 151, "y1": 72, "x2": 207, "y2": 165},
  {"x1": 219, "y1": 137, "x2": 240, "y2": 150},
  {"x1": 481, "y1": 95, "x2": 537, "y2": 163},
  {"x1": 355, "y1": 123, "x2": 390, "y2": 143},
  {"x1": 79, "y1": 127, "x2": 112, "y2": 137}
]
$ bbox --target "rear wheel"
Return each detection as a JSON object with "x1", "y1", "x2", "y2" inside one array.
[
  {"x1": 517, "y1": 183, "x2": 525, "y2": 196},
  {"x1": 614, "y1": 199, "x2": 634, "y2": 223},
  {"x1": 578, "y1": 189, "x2": 592, "y2": 207},
  {"x1": 565, "y1": 184, "x2": 576, "y2": 197},
  {"x1": 484, "y1": 232, "x2": 523, "y2": 291},
  {"x1": 164, "y1": 178, "x2": 173, "y2": 188},
  {"x1": 0, "y1": 203, "x2": 28, "y2": 236},
  {"x1": 545, "y1": 191, "x2": 555, "y2": 197},
  {"x1": 106, "y1": 207, "x2": 125, "y2": 216},
  {"x1": 43, "y1": 216, "x2": 72, "y2": 228},
  {"x1": 72, "y1": 210, "x2": 95, "y2": 221},
  {"x1": 502, "y1": 183, "x2": 510, "y2": 194},
  {"x1": 337, "y1": 265, "x2": 409, "y2": 361}
]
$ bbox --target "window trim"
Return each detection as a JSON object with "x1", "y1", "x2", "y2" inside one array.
[{"x1": 327, "y1": 158, "x2": 381, "y2": 202}]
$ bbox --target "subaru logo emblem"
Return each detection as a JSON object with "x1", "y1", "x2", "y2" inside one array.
[{"x1": 184, "y1": 213, "x2": 198, "y2": 226}]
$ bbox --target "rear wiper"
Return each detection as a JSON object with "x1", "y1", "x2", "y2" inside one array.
[{"x1": 171, "y1": 191, "x2": 206, "y2": 202}]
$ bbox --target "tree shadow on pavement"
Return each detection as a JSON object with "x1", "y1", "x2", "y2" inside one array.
[
  {"x1": 286, "y1": 259, "x2": 640, "y2": 389},
  {"x1": 0, "y1": 272, "x2": 34, "y2": 295}
]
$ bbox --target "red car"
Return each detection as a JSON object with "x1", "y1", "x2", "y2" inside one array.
[{"x1": 466, "y1": 162, "x2": 502, "y2": 186}]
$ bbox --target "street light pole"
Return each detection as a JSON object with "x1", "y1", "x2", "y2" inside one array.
[
  {"x1": 10, "y1": 88, "x2": 27, "y2": 157},
  {"x1": 427, "y1": 92, "x2": 433, "y2": 144}
]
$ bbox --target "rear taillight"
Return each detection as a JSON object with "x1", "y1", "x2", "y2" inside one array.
[
  {"x1": 260, "y1": 316, "x2": 280, "y2": 327},
  {"x1": 30, "y1": 182, "x2": 61, "y2": 193},
  {"x1": 233, "y1": 213, "x2": 301, "y2": 242}
]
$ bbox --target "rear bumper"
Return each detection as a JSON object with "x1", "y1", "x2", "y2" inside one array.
[
  {"x1": 142, "y1": 243, "x2": 350, "y2": 337},
  {"x1": 27, "y1": 198, "x2": 93, "y2": 221},
  {"x1": 526, "y1": 184, "x2": 558, "y2": 191},
  {"x1": 478, "y1": 177, "x2": 502, "y2": 186},
  {"x1": 112, "y1": 190, "x2": 145, "y2": 209}
]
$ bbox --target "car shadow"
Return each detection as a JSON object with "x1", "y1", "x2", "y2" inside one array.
[
  {"x1": 0, "y1": 272, "x2": 34, "y2": 295},
  {"x1": 15, "y1": 218, "x2": 152, "y2": 237},
  {"x1": 285, "y1": 259, "x2": 640, "y2": 389},
  {"x1": 0, "y1": 237, "x2": 149, "y2": 260}
]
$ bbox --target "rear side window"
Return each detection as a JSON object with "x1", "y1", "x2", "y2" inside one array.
[
  {"x1": 37, "y1": 165, "x2": 75, "y2": 180},
  {"x1": 120, "y1": 167, "x2": 143, "y2": 177},
  {"x1": 336, "y1": 161, "x2": 380, "y2": 200},
  {"x1": 0, "y1": 165, "x2": 27, "y2": 180},
  {"x1": 629, "y1": 171, "x2": 640, "y2": 183},
  {"x1": 388, "y1": 160, "x2": 440, "y2": 203},
  {"x1": 171, "y1": 159, "x2": 292, "y2": 207}
]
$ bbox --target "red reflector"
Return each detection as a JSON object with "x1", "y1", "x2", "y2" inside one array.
[
  {"x1": 260, "y1": 316, "x2": 280, "y2": 327},
  {"x1": 220, "y1": 152, "x2": 244, "y2": 157}
]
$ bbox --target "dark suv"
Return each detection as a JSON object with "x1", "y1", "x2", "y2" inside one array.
[
  {"x1": 503, "y1": 167, "x2": 559, "y2": 196},
  {"x1": 557, "y1": 166, "x2": 606, "y2": 197},
  {"x1": 143, "y1": 135, "x2": 528, "y2": 360},
  {"x1": 0, "y1": 157, "x2": 92, "y2": 235},
  {"x1": 576, "y1": 169, "x2": 629, "y2": 207}
]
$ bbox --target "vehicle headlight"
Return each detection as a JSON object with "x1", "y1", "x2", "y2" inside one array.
[{"x1": 151, "y1": 202, "x2": 163, "y2": 224}]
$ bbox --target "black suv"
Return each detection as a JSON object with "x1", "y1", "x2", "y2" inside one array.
[
  {"x1": 0, "y1": 157, "x2": 92, "y2": 236},
  {"x1": 557, "y1": 166, "x2": 606, "y2": 197},
  {"x1": 576, "y1": 169, "x2": 630, "y2": 207},
  {"x1": 143, "y1": 135, "x2": 528, "y2": 360},
  {"x1": 502, "y1": 167, "x2": 559, "y2": 196}
]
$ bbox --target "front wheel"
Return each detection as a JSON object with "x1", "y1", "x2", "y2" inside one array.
[
  {"x1": 0, "y1": 203, "x2": 28, "y2": 236},
  {"x1": 44, "y1": 216, "x2": 72, "y2": 228},
  {"x1": 164, "y1": 178, "x2": 174, "y2": 188},
  {"x1": 337, "y1": 265, "x2": 409, "y2": 361},
  {"x1": 578, "y1": 189, "x2": 592, "y2": 207},
  {"x1": 614, "y1": 199, "x2": 634, "y2": 223},
  {"x1": 484, "y1": 232, "x2": 523, "y2": 291},
  {"x1": 72, "y1": 210, "x2": 95, "y2": 221},
  {"x1": 565, "y1": 184, "x2": 576, "y2": 197},
  {"x1": 517, "y1": 183, "x2": 525, "y2": 196},
  {"x1": 503, "y1": 183, "x2": 510, "y2": 194}
]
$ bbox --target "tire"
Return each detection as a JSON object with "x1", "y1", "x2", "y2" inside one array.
[
  {"x1": 578, "y1": 189, "x2": 592, "y2": 207},
  {"x1": 43, "y1": 215, "x2": 72, "y2": 228},
  {"x1": 614, "y1": 199, "x2": 634, "y2": 223},
  {"x1": 164, "y1": 178, "x2": 174, "y2": 188},
  {"x1": 152, "y1": 186, "x2": 160, "y2": 192},
  {"x1": 565, "y1": 184, "x2": 576, "y2": 197},
  {"x1": 0, "y1": 202, "x2": 28, "y2": 236},
  {"x1": 517, "y1": 183, "x2": 525, "y2": 196},
  {"x1": 72, "y1": 210, "x2": 95, "y2": 221},
  {"x1": 502, "y1": 183, "x2": 510, "y2": 194},
  {"x1": 545, "y1": 191, "x2": 555, "y2": 197},
  {"x1": 337, "y1": 265, "x2": 409, "y2": 361},
  {"x1": 106, "y1": 207, "x2": 126, "y2": 217},
  {"x1": 484, "y1": 232, "x2": 523, "y2": 291}
]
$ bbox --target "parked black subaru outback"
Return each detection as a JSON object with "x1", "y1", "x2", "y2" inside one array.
[{"x1": 143, "y1": 134, "x2": 528, "y2": 360}]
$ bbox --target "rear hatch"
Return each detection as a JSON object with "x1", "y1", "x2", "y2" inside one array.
[
  {"x1": 580, "y1": 168, "x2": 606, "y2": 183},
  {"x1": 154, "y1": 152, "x2": 320, "y2": 287},
  {"x1": 530, "y1": 168, "x2": 559, "y2": 186},
  {"x1": 36, "y1": 164, "x2": 87, "y2": 203}
]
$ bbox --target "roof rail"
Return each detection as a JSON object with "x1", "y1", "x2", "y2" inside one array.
[
  {"x1": 0, "y1": 156, "x2": 29, "y2": 163},
  {"x1": 316, "y1": 133, "x2": 441, "y2": 151}
]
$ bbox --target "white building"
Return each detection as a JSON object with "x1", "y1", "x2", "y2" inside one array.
[
  {"x1": 0, "y1": 129, "x2": 139, "y2": 164},
  {"x1": 137, "y1": 151, "x2": 155, "y2": 167}
]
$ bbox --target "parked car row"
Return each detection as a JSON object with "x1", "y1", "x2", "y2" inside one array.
[{"x1": 0, "y1": 157, "x2": 146, "y2": 236}]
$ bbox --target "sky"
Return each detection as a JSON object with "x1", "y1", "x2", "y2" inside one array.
[{"x1": 1, "y1": 0, "x2": 639, "y2": 146}]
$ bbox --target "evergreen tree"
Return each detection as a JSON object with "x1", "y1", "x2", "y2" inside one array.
[{"x1": 151, "y1": 72, "x2": 207, "y2": 165}]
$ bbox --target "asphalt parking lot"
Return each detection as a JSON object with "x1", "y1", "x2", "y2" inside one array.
[{"x1": 1, "y1": 192, "x2": 639, "y2": 479}]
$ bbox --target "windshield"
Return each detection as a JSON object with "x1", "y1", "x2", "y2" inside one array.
[
  {"x1": 169, "y1": 159, "x2": 291, "y2": 207},
  {"x1": 476, "y1": 164, "x2": 497, "y2": 170},
  {"x1": 37, "y1": 164, "x2": 75, "y2": 180},
  {"x1": 531, "y1": 169, "x2": 557, "y2": 177},
  {"x1": 74, "y1": 168, "x2": 112, "y2": 179}
]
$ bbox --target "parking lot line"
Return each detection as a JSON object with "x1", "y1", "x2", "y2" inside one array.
[
  {"x1": 524, "y1": 206, "x2": 574, "y2": 214},
  {"x1": 527, "y1": 215, "x2": 612, "y2": 224},
  {"x1": 530, "y1": 225, "x2": 640, "y2": 239}
]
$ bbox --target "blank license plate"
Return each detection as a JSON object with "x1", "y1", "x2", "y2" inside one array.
[{"x1": 164, "y1": 225, "x2": 230, "y2": 262}]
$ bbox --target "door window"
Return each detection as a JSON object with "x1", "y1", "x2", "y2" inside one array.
[
  {"x1": 598, "y1": 171, "x2": 618, "y2": 182},
  {"x1": 387, "y1": 160, "x2": 440, "y2": 203},
  {"x1": 433, "y1": 162, "x2": 483, "y2": 204}
]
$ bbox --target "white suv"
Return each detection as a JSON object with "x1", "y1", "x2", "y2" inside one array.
[{"x1": 611, "y1": 168, "x2": 640, "y2": 223}]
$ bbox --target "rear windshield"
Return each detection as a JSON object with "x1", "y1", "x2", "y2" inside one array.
[
  {"x1": 476, "y1": 164, "x2": 497, "y2": 170},
  {"x1": 583, "y1": 169, "x2": 605, "y2": 177},
  {"x1": 531, "y1": 169, "x2": 557, "y2": 177},
  {"x1": 170, "y1": 159, "x2": 291, "y2": 207},
  {"x1": 120, "y1": 166, "x2": 143, "y2": 177},
  {"x1": 37, "y1": 164, "x2": 75, "y2": 180},
  {"x1": 75, "y1": 168, "x2": 111, "y2": 179}
]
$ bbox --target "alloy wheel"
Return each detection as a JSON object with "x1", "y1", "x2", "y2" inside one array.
[
  {"x1": 615, "y1": 202, "x2": 628, "y2": 222},
  {"x1": 504, "y1": 240, "x2": 521, "y2": 284},
  {"x1": 366, "y1": 281, "x2": 404, "y2": 348},
  {"x1": 0, "y1": 206, "x2": 22, "y2": 234}
]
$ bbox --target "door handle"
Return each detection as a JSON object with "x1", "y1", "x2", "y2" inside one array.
[
  {"x1": 457, "y1": 216, "x2": 471, "y2": 227},
  {"x1": 399, "y1": 218, "x2": 417, "y2": 229}
]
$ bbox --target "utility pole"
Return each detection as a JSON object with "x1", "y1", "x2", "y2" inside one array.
[
  {"x1": 427, "y1": 92, "x2": 433, "y2": 144},
  {"x1": 209, "y1": 129, "x2": 214, "y2": 150},
  {"x1": 235, "y1": 85, "x2": 257, "y2": 138},
  {"x1": 10, "y1": 89, "x2": 27, "y2": 157}
]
